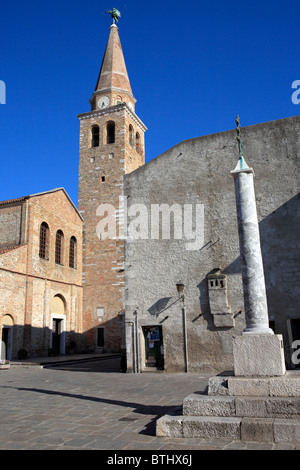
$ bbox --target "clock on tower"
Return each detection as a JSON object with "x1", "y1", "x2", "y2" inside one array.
[{"x1": 98, "y1": 96, "x2": 110, "y2": 109}]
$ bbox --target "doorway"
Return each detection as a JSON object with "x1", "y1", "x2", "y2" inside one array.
[
  {"x1": 50, "y1": 295, "x2": 66, "y2": 355},
  {"x1": 97, "y1": 327, "x2": 105, "y2": 348},
  {"x1": 291, "y1": 319, "x2": 300, "y2": 342},
  {"x1": 52, "y1": 319, "x2": 62, "y2": 354},
  {"x1": 1, "y1": 315, "x2": 13, "y2": 360},
  {"x1": 50, "y1": 314, "x2": 66, "y2": 355},
  {"x1": 1, "y1": 326, "x2": 12, "y2": 360},
  {"x1": 143, "y1": 326, "x2": 164, "y2": 370}
]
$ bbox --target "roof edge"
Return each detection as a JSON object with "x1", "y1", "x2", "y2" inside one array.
[
  {"x1": 0, "y1": 188, "x2": 83, "y2": 221},
  {"x1": 29, "y1": 188, "x2": 84, "y2": 221}
]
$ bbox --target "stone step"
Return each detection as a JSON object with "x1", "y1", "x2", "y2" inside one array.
[
  {"x1": 183, "y1": 394, "x2": 300, "y2": 419},
  {"x1": 156, "y1": 414, "x2": 300, "y2": 444},
  {"x1": 157, "y1": 415, "x2": 241, "y2": 440},
  {"x1": 208, "y1": 372, "x2": 300, "y2": 397}
]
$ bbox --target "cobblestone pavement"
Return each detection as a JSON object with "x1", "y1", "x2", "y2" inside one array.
[{"x1": 0, "y1": 355, "x2": 298, "y2": 451}]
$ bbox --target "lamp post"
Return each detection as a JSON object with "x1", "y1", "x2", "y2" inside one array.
[
  {"x1": 176, "y1": 281, "x2": 185, "y2": 296},
  {"x1": 176, "y1": 281, "x2": 188, "y2": 372}
]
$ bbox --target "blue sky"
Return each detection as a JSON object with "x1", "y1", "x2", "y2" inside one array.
[{"x1": 0, "y1": 0, "x2": 299, "y2": 205}]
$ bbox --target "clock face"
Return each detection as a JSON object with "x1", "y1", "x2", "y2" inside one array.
[
  {"x1": 98, "y1": 96, "x2": 110, "y2": 109},
  {"x1": 128, "y1": 102, "x2": 133, "y2": 111}
]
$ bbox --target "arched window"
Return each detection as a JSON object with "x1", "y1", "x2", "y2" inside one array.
[
  {"x1": 69, "y1": 236, "x2": 77, "y2": 269},
  {"x1": 129, "y1": 125, "x2": 134, "y2": 147},
  {"x1": 136, "y1": 132, "x2": 141, "y2": 153},
  {"x1": 55, "y1": 230, "x2": 64, "y2": 265},
  {"x1": 91, "y1": 125, "x2": 100, "y2": 147},
  {"x1": 39, "y1": 222, "x2": 49, "y2": 260},
  {"x1": 107, "y1": 121, "x2": 115, "y2": 144}
]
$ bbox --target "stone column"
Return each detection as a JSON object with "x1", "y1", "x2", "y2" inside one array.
[
  {"x1": 231, "y1": 162, "x2": 273, "y2": 335},
  {"x1": 231, "y1": 158, "x2": 286, "y2": 376}
]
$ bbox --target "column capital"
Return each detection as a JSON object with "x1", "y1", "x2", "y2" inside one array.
[{"x1": 231, "y1": 157, "x2": 254, "y2": 177}]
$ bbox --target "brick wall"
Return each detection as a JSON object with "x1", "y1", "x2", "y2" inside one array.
[
  {"x1": 0, "y1": 202, "x2": 24, "y2": 247},
  {"x1": 0, "y1": 189, "x2": 83, "y2": 359}
]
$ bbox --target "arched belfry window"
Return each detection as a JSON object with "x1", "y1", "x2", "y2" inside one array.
[
  {"x1": 69, "y1": 236, "x2": 77, "y2": 269},
  {"x1": 129, "y1": 125, "x2": 134, "y2": 147},
  {"x1": 91, "y1": 125, "x2": 100, "y2": 147},
  {"x1": 55, "y1": 230, "x2": 64, "y2": 265},
  {"x1": 136, "y1": 132, "x2": 141, "y2": 153},
  {"x1": 39, "y1": 222, "x2": 49, "y2": 260},
  {"x1": 107, "y1": 121, "x2": 115, "y2": 144}
]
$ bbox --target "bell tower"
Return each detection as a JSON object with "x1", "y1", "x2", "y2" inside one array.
[{"x1": 78, "y1": 22, "x2": 147, "y2": 352}]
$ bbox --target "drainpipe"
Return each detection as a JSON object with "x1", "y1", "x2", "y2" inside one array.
[
  {"x1": 176, "y1": 282, "x2": 188, "y2": 373},
  {"x1": 133, "y1": 311, "x2": 139, "y2": 373},
  {"x1": 182, "y1": 295, "x2": 188, "y2": 373}
]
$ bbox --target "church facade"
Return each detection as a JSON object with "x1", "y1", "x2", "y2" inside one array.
[{"x1": 0, "y1": 189, "x2": 83, "y2": 360}]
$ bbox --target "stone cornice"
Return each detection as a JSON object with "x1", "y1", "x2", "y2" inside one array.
[{"x1": 90, "y1": 87, "x2": 136, "y2": 104}]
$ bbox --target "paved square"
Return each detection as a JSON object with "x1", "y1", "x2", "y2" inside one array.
[{"x1": 0, "y1": 356, "x2": 298, "y2": 450}]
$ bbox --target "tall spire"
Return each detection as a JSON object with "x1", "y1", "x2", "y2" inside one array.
[{"x1": 93, "y1": 24, "x2": 133, "y2": 101}]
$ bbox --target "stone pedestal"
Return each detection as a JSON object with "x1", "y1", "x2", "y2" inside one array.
[{"x1": 233, "y1": 334, "x2": 286, "y2": 377}]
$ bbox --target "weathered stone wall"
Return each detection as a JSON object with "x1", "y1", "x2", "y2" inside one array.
[{"x1": 124, "y1": 116, "x2": 300, "y2": 372}]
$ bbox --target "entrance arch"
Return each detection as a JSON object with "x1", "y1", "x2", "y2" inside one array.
[{"x1": 50, "y1": 295, "x2": 66, "y2": 355}]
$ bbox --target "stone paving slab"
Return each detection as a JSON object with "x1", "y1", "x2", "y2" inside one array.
[{"x1": 0, "y1": 357, "x2": 299, "y2": 451}]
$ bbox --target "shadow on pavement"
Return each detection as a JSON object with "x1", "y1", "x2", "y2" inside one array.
[
  {"x1": 44, "y1": 356, "x2": 123, "y2": 373},
  {"x1": 0, "y1": 384, "x2": 178, "y2": 436}
]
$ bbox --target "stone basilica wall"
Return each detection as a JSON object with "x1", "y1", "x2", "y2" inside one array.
[{"x1": 124, "y1": 116, "x2": 300, "y2": 372}]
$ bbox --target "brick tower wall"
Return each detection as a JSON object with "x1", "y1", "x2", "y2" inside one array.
[{"x1": 78, "y1": 104, "x2": 145, "y2": 352}]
